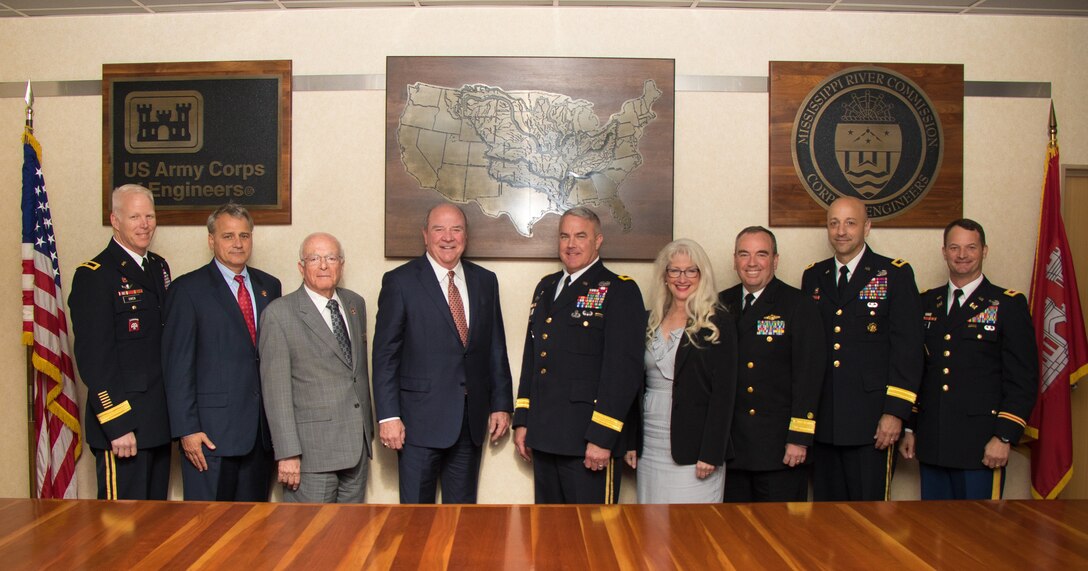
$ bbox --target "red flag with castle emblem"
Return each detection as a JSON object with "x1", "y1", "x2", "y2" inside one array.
[
  {"x1": 22, "y1": 125, "x2": 81, "y2": 499},
  {"x1": 1026, "y1": 106, "x2": 1084, "y2": 499}
]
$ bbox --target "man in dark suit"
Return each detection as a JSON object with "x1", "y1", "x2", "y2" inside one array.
[
  {"x1": 513, "y1": 207, "x2": 646, "y2": 504},
  {"x1": 69, "y1": 184, "x2": 172, "y2": 500},
  {"x1": 163, "y1": 204, "x2": 282, "y2": 501},
  {"x1": 371, "y1": 204, "x2": 514, "y2": 504},
  {"x1": 899, "y1": 219, "x2": 1037, "y2": 499},
  {"x1": 260, "y1": 232, "x2": 372, "y2": 503},
  {"x1": 801, "y1": 197, "x2": 923, "y2": 501},
  {"x1": 720, "y1": 226, "x2": 826, "y2": 502}
]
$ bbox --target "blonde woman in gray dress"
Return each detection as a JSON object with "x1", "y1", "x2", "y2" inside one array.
[{"x1": 625, "y1": 239, "x2": 737, "y2": 503}]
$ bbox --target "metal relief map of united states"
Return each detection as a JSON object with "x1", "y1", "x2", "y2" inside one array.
[{"x1": 385, "y1": 57, "x2": 674, "y2": 260}]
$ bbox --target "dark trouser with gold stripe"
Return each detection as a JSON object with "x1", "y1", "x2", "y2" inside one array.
[
  {"x1": 93, "y1": 443, "x2": 171, "y2": 500},
  {"x1": 532, "y1": 451, "x2": 620, "y2": 504},
  {"x1": 724, "y1": 466, "x2": 810, "y2": 502},
  {"x1": 812, "y1": 442, "x2": 895, "y2": 501},
  {"x1": 919, "y1": 463, "x2": 1005, "y2": 500}
]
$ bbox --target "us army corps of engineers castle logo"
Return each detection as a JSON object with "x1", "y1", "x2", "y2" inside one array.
[
  {"x1": 791, "y1": 66, "x2": 943, "y2": 220},
  {"x1": 124, "y1": 90, "x2": 204, "y2": 154}
]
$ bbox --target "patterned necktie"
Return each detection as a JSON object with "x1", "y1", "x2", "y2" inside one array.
[
  {"x1": 448, "y1": 270, "x2": 469, "y2": 346},
  {"x1": 837, "y1": 266, "x2": 849, "y2": 295},
  {"x1": 326, "y1": 298, "x2": 353, "y2": 368},
  {"x1": 234, "y1": 274, "x2": 257, "y2": 345},
  {"x1": 949, "y1": 288, "x2": 964, "y2": 317},
  {"x1": 743, "y1": 292, "x2": 756, "y2": 314}
]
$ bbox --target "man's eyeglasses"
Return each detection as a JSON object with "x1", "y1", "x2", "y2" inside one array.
[{"x1": 301, "y1": 255, "x2": 343, "y2": 266}]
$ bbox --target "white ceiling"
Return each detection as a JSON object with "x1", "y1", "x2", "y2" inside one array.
[{"x1": 1, "y1": 0, "x2": 1087, "y2": 17}]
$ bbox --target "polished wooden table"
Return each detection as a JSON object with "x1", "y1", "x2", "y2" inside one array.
[{"x1": 1, "y1": 499, "x2": 1086, "y2": 569}]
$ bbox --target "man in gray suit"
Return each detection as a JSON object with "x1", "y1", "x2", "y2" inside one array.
[{"x1": 259, "y1": 232, "x2": 373, "y2": 503}]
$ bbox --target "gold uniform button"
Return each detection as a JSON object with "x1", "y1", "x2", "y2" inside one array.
[
  {"x1": 540, "y1": 351, "x2": 547, "y2": 358},
  {"x1": 545, "y1": 317, "x2": 552, "y2": 324},
  {"x1": 833, "y1": 360, "x2": 841, "y2": 368},
  {"x1": 834, "y1": 326, "x2": 842, "y2": 333},
  {"x1": 747, "y1": 362, "x2": 755, "y2": 369},
  {"x1": 944, "y1": 334, "x2": 951, "y2": 340},
  {"x1": 833, "y1": 343, "x2": 841, "y2": 351},
  {"x1": 942, "y1": 368, "x2": 950, "y2": 375},
  {"x1": 943, "y1": 350, "x2": 950, "y2": 357},
  {"x1": 942, "y1": 384, "x2": 949, "y2": 392},
  {"x1": 540, "y1": 368, "x2": 547, "y2": 375},
  {"x1": 747, "y1": 386, "x2": 754, "y2": 394},
  {"x1": 806, "y1": 412, "x2": 814, "y2": 419},
  {"x1": 541, "y1": 333, "x2": 548, "y2": 340},
  {"x1": 748, "y1": 409, "x2": 756, "y2": 416},
  {"x1": 870, "y1": 310, "x2": 876, "y2": 316},
  {"x1": 766, "y1": 336, "x2": 774, "y2": 342},
  {"x1": 977, "y1": 334, "x2": 983, "y2": 339},
  {"x1": 583, "y1": 321, "x2": 589, "y2": 327},
  {"x1": 835, "y1": 309, "x2": 843, "y2": 316}
]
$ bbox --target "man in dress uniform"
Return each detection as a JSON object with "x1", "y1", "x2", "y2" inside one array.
[
  {"x1": 69, "y1": 184, "x2": 173, "y2": 500},
  {"x1": 721, "y1": 226, "x2": 826, "y2": 502},
  {"x1": 801, "y1": 196, "x2": 923, "y2": 501},
  {"x1": 899, "y1": 219, "x2": 1037, "y2": 499},
  {"x1": 513, "y1": 207, "x2": 645, "y2": 504},
  {"x1": 163, "y1": 204, "x2": 282, "y2": 501}
]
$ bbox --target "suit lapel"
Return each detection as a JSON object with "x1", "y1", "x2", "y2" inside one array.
[
  {"x1": 416, "y1": 257, "x2": 462, "y2": 344},
  {"x1": 465, "y1": 263, "x2": 483, "y2": 347},
  {"x1": 204, "y1": 262, "x2": 253, "y2": 342},
  {"x1": 674, "y1": 334, "x2": 693, "y2": 376},
  {"x1": 252, "y1": 271, "x2": 273, "y2": 318},
  {"x1": 340, "y1": 288, "x2": 365, "y2": 374},
  {"x1": 818, "y1": 262, "x2": 839, "y2": 305},
  {"x1": 296, "y1": 287, "x2": 351, "y2": 368}
]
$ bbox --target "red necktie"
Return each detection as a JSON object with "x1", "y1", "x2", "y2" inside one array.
[
  {"x1": 234, "y1": 274, "x2": 257, "y2": 345},
  {"x1": 448, "y1": 270, "x2": 468, "y2": 346}
]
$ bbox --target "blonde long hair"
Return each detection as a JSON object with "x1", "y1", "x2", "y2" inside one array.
[{"x1": 645, "y1": 239, "x2": 723, "y2": 346}]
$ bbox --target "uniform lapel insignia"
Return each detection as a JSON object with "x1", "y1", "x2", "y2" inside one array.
[
  {"x1": 261, "y1": 290, "x2": 268, "y2": 297},
  {"x1": 876, "y1": 269, "x2": 888, "y2": 277}
]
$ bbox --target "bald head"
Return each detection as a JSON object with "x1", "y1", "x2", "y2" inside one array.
[{"x1": 826, "y1": 197, "x2": 871, "y2": 263}]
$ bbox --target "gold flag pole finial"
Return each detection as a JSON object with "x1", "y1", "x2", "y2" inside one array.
[
  {"x1": 24, "y1": 81, "x2": 34, "y2": 131},
  {"x1": 1049, "y1": 100, "x2": 1057, "y2": 148}
]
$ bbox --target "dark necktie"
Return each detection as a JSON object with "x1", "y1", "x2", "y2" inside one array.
[
  {"x1": 234, "y1": 274, "x2": 256, "y2": 345},
  {"x1": 327, "y1": 299, "x2": 352, "y2": 368},
  {"x1": 743, "y1": 292, "x2": 756, "y2": 314},
  {"x1": 141, "y1": 256, "x2": 150, "y2": 274},
  {"x1": 448, "y1": 270, "x2": 469, "y2": 346},
  {"x1": 949, "y1": 288, "x2": 964, "y2": 318},
  {"x1": 837, "y1": 266, "x2": 849, "y2": 295},
  {"x1": 555, "y1": 275, "x2": 572, "y2": 300}
]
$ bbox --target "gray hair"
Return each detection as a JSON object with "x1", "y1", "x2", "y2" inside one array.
[
  {"x1": 206, "y1": 203, "x2": 254, "y2": 234},
  {"x1": 299, "y1": 232, "x2": 344, "y2": 260},
  {"x1": 111, "y1": 184, "x2": 155, "y2": 214},
  {"x1": 422, "y1": 203, "x2": 468, "y2": 231},
  {"x1": 560, "y1": 206, "x2": 602, "y2": 234}
]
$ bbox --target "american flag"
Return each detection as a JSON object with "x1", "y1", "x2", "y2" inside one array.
[{"x1": 22, "y1": 127, "x2": 81, "y2": 499}]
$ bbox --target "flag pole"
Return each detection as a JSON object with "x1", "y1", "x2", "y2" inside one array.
[
  {"x1": 1049, "y1": 101, "x2": 1057, "y2": 148},
  {"x1": 24, "y1": 81, "x2": 37, "y2": 498}
]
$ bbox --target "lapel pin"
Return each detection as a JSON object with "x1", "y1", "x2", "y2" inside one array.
[{"x1": 261, "y1": 290, "x2": 267, "y2": 297}]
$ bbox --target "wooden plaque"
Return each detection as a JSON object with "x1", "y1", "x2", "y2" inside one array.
[
  {"x1": 386, "y1": 56, "x2": 674, "y2": 260},
  {"x1": 769, "y1": 61, "x2": 963, "y2": 227},
  {"x1": 103, "y1": 60, "x2": 292, "y2": 225}
]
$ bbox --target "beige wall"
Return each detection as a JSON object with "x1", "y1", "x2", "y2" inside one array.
[{"x1": 1, "y1": 8, "x2": 1085, "y2": 502}]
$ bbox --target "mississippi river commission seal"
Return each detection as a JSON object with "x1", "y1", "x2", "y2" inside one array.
[{"x1": 792, "y1": 66, "x2": 943, "y2": 220}]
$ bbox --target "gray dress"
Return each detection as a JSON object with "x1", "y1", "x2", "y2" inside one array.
[{"x1": 636, "y1": 327, "x2": 726, "y2": 504}]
